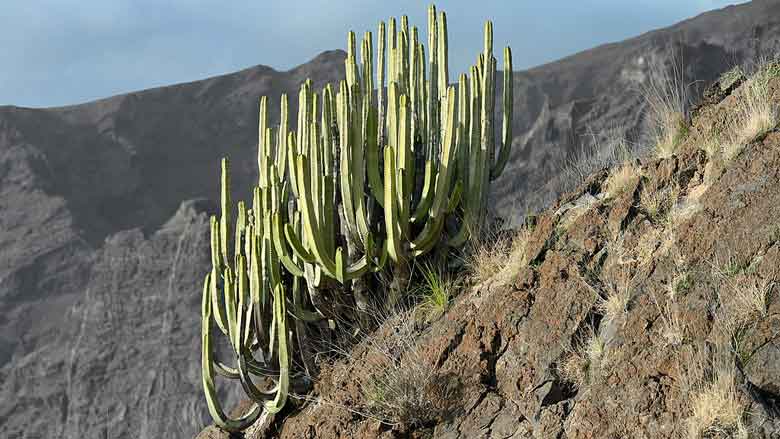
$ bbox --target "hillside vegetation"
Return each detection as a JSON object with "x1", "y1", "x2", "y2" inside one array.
[{"x1": 199, "y1": 60, "x2": 780, "y2": 439}]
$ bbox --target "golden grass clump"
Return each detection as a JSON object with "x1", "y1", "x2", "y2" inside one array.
[
  {"x1": 599, "y1": 280, "x2": 632, "y2": 323},
  {"x1": 714, "y1": 270, "x2": 774, "y2": 335},
  {"x1": 604, "y1": 162, "x2": 639, "y2": 198},
  {"x1": 685, "y1": 361, "x2": 748, "y2": 439},
  {"x1": 655, "y1": 112, "x2": 689, "y2": 158},
  {"x1": 709, "y1": 61, "x2": 780, "y2": 163},
  {"x1": 732, "y1": 66, "x2": 778, "y2": 144},
  {"x1": 653, "y1": 293, "x2": 685, "y2": 347},
  {"x1": 465, "y1": 225, "x2": 531, "y2": 285},
  {"x1": 650, "y1": 266, "x2": 690, "y2": 347},
  {"x1": 718, "y1": 66, "x2": 745, "y2": 92},
  {"x1": 558, "y1": 326, "x2": 607, "y2": 389},
  {"x1": 639, "y1": 181, "x2": 681, "y2": 223}
]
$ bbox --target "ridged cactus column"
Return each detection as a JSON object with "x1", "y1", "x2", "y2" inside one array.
[
  {"x1": 201, "y1": 4, "x2": 515, "y2": 432},
  {"x1": 201, "y1": 159, "x2": 290, "y2": 433},
  {"x1": 253, "y1": 4, "x2": 513, "y2": 303}
]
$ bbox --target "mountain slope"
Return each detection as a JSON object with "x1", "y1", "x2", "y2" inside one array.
[
  {"x1": 2, "y1": 1, "x2": 780, "y2": 438},
  {"x1": 494, "y1": 0, "x2": 780, "y2": 220},
  {"x1": 211, "y1": 48, "x2": 780, "y2": 439}
]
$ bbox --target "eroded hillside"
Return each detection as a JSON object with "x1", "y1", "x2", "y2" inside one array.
[{"x1": 200, "y1": 61, "x2": 780, "y2": 439}]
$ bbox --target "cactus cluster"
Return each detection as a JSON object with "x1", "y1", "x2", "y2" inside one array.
[{"x1": 201, "y1": 4, "x2": 513, "y2": 432}]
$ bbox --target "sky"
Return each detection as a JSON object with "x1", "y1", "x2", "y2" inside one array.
[{"x1": 0, "y1": 0, "x2": 748, "y2": 108}]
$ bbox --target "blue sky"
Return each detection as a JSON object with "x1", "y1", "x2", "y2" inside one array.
[{"x1": 0, "y1": 0, "x2": 747, "y2": 108}]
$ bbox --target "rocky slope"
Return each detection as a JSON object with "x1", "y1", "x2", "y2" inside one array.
[
  {"x1": 3, "y1": 1, "x2": 780, "y2": 438},
  {"x1": 203, "y1": 57, "x2": 780, "y2": 439}
]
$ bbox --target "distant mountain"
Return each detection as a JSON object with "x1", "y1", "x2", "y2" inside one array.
[{"x1": 2, "y1": 1, "x2": 780, "y2": 438}]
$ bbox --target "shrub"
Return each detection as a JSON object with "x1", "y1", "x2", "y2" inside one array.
[{"x1": 357, "y1": 310, "x2": 459, "y2": 427}]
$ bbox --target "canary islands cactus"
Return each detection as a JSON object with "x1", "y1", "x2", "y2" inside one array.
[{"x1": 202, "y1": 4, "x2": 513, "y2": 431}]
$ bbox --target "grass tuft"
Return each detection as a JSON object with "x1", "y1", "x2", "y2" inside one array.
[
  {"x1": 463, "y1": 224, "x2": 531, "y2": 286},
  {"x1": 686, "y1": 363, "x2": 748, "y2": 439},
  {"x1": 599, "y1": 280, "x2": 632, "y2": 323},
  {"x1": 412, "y1": 264, "x2": 458, "y2": 321},
  {"x1": 718, "y1": 66, "x2": 745, "y2": 92},
  {"x1": 558, "y1": 326, "x2": 607, "y2": 389},
  {"x1": 639, "y1": 49, "x2": 690, "y2": 158},
  {"x1": 604, "y1": 162, "x2": 639, "y2": 198},
  {"x1": 714, "y1": 60, "x2": 780, "y2": 163},
  {"x1": 355, "y1": 310, "x2": 459, "y2": 427},
  {"x1": 561, "y1": 130, "x2": 641, "y2": 188},
  {"x1": 639, "y1": 181, "x2": 681, "y2": 224}
]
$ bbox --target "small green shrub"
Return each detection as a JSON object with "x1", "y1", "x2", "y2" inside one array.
[{"x1": 413, "y1": 264, "x2": 457, "y2": 321}]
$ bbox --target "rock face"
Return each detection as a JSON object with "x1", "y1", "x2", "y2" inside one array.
[{"x1": 2, "y1": 1, "x2": 780, "y2": 438}]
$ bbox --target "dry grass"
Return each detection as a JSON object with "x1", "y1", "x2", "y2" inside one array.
[
  {"x1": 732, "y1": 65, "x2": 779, "y2": 144},
  {"x1": 682, "y1": 349, "x2": 748, "y2": 439},
  {"x1": 657, "y1": 296, "x2": 685, "y2": 347},
  {"x1": 714, "y1": 268, "x2": 775, "y2": 334},
  {"x1": 599, "y1": 280, "x2": 632, "y2": 323},
  {"x1": 352, "y1": 309, "x2": 458, "y2": 427},
  {"x1": 561, "y1": 130, "x2": 641, "y2": 187},
  {"x1": 639, "y1": 181, "x2": 681, "y2": 224},
  {"x1": 678, "y1": 252, "x2": 775, "y2": 437},
  {"x1": 604, "y1": 162, "x2": 639, "y2": 198},
  {"x1": 639, "y1": 185, "x2": 664, "y2": 221},
  {"x1": 558, "y1": 326, "x2": 606, "y2": 389},
  {"x1": 730, "y1": 275, "x2": 774, "y2": 320},
  {"x1": 718, "y1": 66, "x2": 745, "y2": 92},
  {"x1": 465, "y1": 225, "x2": 531, "y2": 285},
  {"x1": 699, "y1": 131, "x2": 723, "y2": 159},
  {"x1": 656, "y1": 113, "x2": 689, "y2": 158},
  {"x1": 639, "y1": 49, "x2": 690, "y2": 158},
  {"x1": 712, "y1": 60, "x2": 780, "y2": 163},
  {"x1": 650, "y1": 272, "x2": 687, "y2": 347}
]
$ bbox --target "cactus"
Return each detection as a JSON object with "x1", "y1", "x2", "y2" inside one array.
[
  {"x1": 201, "y1": 159, "x2": 291, "y2": 432},
  {"x1": 202, "y1": 4, "x2": 513, "y2": 431},
  {"x1": 275, "y1": 5, "x2": 512, "y2": 300}
]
